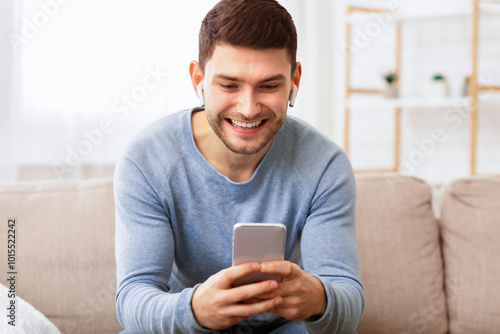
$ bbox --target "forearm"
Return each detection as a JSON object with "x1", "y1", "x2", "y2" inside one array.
[
  {"x1": 304, "y1": 276, "x2": 364, "y2": 334},
  {"x1": 116, "y1": 281, "x2": 206, "y2": 333},
  {"x1": 114, "y1": 154, "x2": 202, "y2": 332}
]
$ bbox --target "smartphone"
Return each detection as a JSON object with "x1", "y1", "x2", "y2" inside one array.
[{"x1": 232, "y1": 223, "x2": 286, "y2": 287}]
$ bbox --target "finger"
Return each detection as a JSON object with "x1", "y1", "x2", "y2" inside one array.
[
  {"x1": 268, "y1": 296, "x2": 306, "y2": 320},
  {"x1": 239, "y1": 292, "x2": 281, "y2": 304},
  {"x1": 239, "y1": 286, "x2": 281, "y2": 304},
  {"x1": 218, "y1": 262, "x2": 261, "y2": 287},
  {"x1": 228, "y1": 296, "x2": 283, "y2": 318},
  {"x1": 260, "y1": 261, "x2": 296, "y2": 278},
  {"x1": 246, "y1": 290, "x2": 280, "y2": 301},
  {"x1": 225, "y1": 279, "x2": 279, "y2": 305},
  {"x1": 239, "y1": 298, "x2": 262, "y2": 304}
]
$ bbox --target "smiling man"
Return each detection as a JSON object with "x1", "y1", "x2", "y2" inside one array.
[
  {"x1": 114, "y1": 0, "x2": 364, "y2": 333},
  {"x1": 190, "y1": 46, "x2": 297, "y2": 183}
]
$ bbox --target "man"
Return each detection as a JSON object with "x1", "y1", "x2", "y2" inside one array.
[{"x1": 114, "y1": 0, "x2": 364, "y2": 333}]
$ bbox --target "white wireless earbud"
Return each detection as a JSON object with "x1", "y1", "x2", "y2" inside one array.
[
  {"x1": 289, "y1": 84, "x2": 298, "y2": 107},
  {"x1": 197, "y1": 82, "x2": 205, "y2": 107}
]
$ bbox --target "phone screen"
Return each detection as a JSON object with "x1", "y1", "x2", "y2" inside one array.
[{"x1": 232, "y1": 223, "x2": 286, "y2": 287}]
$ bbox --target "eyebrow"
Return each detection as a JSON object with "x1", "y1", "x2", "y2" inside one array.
[{"x1": 213, "y1": 74, "x2": 287, "y2": 83}]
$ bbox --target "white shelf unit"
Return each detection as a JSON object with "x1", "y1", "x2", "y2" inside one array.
[
  {"x1": 347, "y1": 3, "x2": 500, "y2": 23},
  {"x1": 344, "y1": 0, "x2": 500, "y2": 175},
  {"x1": 347, "y1": 97, "x2": 472, "y2": 110}
]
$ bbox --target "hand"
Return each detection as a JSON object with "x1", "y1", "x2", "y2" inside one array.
[
  {"x1": 254, "y1": 261, "x2": 327, "y2": 321},
  {"x1": 191, "y1": 262, "x2": 283, "y2": 330}
]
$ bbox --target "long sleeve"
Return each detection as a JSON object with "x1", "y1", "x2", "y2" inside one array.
[
  {"x1": 114, "y1": 155, "x2": 207, "y2": 333},
  {"x1": 113, "y1": 109, "x2": 365, "y2": 333},
  {"x1": 301, "y1": 150, "x2": 365, "y2": 333}
]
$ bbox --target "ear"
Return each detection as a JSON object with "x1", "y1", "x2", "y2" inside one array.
[
  {"x1": 289, "y1": 62, "x2": 302, "y2": 107},
  {"x1": 189, "y1": 61, "x2": 204, "y2": 106}
]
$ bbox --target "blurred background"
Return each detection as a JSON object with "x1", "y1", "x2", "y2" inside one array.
[{"x1": 1, "y1": 0, "x2": 499, "y2": 184}]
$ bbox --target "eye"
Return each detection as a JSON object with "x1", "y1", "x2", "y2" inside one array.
[
  {"x1": 261, "y1": 84, "x2": 279, "y2": 91},
  {"x1": 220, "y1": 83, "x2": 237, "y2": 90}
]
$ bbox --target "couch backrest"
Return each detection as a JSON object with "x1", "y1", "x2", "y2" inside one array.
[
  {"x1": 355, "y1": 174, "x2": 447, "y2": 334},
  {"x1": 3, "y1": 174, "x2": 498, "y2": 334},
  {"x1": 0, "y1": 178, "x2": 122, "y2": 334},
  {"x1": 440, "y1": 177, "x2": 500, "y2": 334}
]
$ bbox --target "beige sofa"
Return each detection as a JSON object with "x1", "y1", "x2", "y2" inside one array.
[{"x1": 1, "y1": 174, "x2": 499, "y2": 333}]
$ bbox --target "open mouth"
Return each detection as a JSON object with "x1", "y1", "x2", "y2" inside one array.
[{"x1": 227, "y1": 119, "x2": 266, "y2": 129}]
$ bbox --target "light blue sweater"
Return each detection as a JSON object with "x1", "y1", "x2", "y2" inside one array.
[{"x1": 114, "y1": 108, "x2": 364, "y2": 333}]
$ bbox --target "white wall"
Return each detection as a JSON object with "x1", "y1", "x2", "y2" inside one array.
[
  {"x1": 1, "y1": 0, "x2": 498, "y2": 183},
  {"x1": 328, "y1": 0, "x2": 500, "y2": 183},
  {"x1": 0, "y1": 0, "x2": 16, "y2": 181},
  {"x1": 285, "y1": 0, "x2": 336, "y2": 136}
]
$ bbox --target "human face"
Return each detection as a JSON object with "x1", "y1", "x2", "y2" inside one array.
[{"x1": 202, "y1": 45, "x2": 295, "y2": 155}]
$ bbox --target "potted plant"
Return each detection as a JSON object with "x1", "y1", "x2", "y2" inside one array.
[
  {"x1": 383, "y1": 71, "x2": 398, "y2": 98},
  {"x1": 429, "y1": 73, "x2": 449, "y2": 98}
]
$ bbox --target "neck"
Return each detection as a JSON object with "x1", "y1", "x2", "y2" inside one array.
[{"x1": 191, "y1": 110, "x2": 270, "y2": 182}]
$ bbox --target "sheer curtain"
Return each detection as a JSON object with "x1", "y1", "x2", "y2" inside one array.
[{"x1": 1, "y1": 0, "x2": 335, "y2": 182}]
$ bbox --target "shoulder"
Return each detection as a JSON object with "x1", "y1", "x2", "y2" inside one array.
[
  {"x1": 273, "y1": 116, "x2": 355, "y2": 192},
  {"x1": 127, "y1": 109, "x2": 190, "y2": 155},
  {"x1": 117, "y1": 108, "x2": 193, "y2": 179},
  {"x1": 278, "y1": 116, "x2": 356, "y2": 206},
  {"x1": 278, "y1": 116, "x2": 351, "y2": 169}
]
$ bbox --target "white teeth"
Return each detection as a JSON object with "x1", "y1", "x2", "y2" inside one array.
[{"x1": 231, "y1": 120, "x2": 263, "y2": 129}]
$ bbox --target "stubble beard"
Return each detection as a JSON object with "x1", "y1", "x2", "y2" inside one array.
[{"x1": 205, "y1": 108, "x2": 286, "y2": 155}]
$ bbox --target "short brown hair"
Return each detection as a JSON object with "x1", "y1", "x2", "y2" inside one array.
[{"x1": 198, "y1": 0, "x2": 298, "y2": 75}]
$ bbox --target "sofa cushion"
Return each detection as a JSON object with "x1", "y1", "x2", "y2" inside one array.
[
  {"x1": 0, "y1": 178, "x2": 122, "y2": 334},
  {"x1": 440, "y1": 177, "x2": 500, "y2": 334},
  {"x1": 355, "y1": 174, "x2": 447, "y2": 334},
  {"x1": 1, "y1": 283, "x2": 61, "y2": 333}
]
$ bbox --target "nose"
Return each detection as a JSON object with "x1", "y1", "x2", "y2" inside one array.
[{"x1": 238, "y1": 88, "x2": 260, "y2": 119}]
